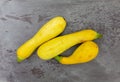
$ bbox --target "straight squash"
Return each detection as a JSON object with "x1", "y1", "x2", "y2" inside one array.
[
  {"x1": 16, "y1": 16, "x2": 66, "y2": 62},
  {"x1": 37, "y1": 29, "x2": 102, "y2": 60},
  {"x1": 55, "y1": 41, "x2": 99, "y2": 65}
]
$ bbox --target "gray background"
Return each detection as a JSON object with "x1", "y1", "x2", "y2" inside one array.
[{"x1": 0, "y1": 0, "x2": 120, "y2": 82}]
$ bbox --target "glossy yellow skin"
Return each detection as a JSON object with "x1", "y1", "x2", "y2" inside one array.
[
  {"x1": 16, "y1": 16, "x2": 66, "y2": 62},
  {"x1": 37, "y1": 29, "x2": 101, "y2": 60},
  {"x1": 55, "y1": 41, "x2": 99, "y2": 65}
]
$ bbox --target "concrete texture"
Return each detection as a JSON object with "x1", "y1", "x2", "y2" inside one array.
[{"x1": 0, "y1": 0, "x2": 120, "y2": 82}]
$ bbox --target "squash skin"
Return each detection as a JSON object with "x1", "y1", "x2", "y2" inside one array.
[
  {"x1": 55, "y1": 41, "x2": 99, "y2": 65},
  {"x1": 37, "y1": 29, "x2": 101, "y2": 60},
  {"x1": 16, "y1": 16, "x2": 66, "y2": 62}
]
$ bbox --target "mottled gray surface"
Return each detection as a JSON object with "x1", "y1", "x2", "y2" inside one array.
[{"x1": 0, "y1": 0, "x2": 120, "y2": 82}]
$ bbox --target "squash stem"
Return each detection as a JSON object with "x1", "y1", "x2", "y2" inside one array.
[
  {"x1": 96, "y1": 33, "x2": 103, "y2": 39},
  {"x1": 17, "y1": 57, "x2": 23, "y2": 63},
  {"x1": 54, "y1": 56, "x2": 62, "y2": 62}
]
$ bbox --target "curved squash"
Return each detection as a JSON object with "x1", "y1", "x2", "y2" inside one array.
[
  {"x1": 55, "y1": 41, "x2": 99, "y2": 65},
  {"x1": 17, "y1": 16, "x2": 66, "y2": 62}
]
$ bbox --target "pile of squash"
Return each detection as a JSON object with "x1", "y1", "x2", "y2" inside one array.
[{"x1": 16, "y1": 16, "x2": 102, "y2": 65}]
